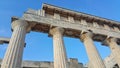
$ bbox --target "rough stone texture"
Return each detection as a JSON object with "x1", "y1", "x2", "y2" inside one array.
[
  {"x1": 80, "y1": 32, "x2": 106, "y2": 68},
  {"x1": 69, "y1": 58, "x2": 84, "y2": 68},
  {"x1": 106, "y1": 37, "x2": 120, "y2": 66},
  {"x1": 0, "y1": 37, "x2": 10, "y2": 44},
  {"x1": 104, "y1": 54, "x2": 117, "y2": 68},
  {"x1": 1, "y1": 20, "x2": 28, "y2": 68},
  {"x1": 0, "y1": 59, "x2": 86, "y2": 68},
  {"x1": 5, "y1": 3, "x2": 120, "y2": 68},
  {"x1": 50, "y1": 27, "x2": 69, "y2": 68},
  {"x1": 21, "y1": 9, "x2": 120, "y2": 44}
]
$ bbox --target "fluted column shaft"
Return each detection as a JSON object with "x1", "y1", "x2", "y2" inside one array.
[
  {"x1": 106, "y1": 37, "x2": 120, "y2": 66},
  {"x1": 50, "y1": 27, "x2": 68, "y2": 68},
  {"x1": 80, "y1": 32, "x2": 106, "y2": 68},
  {"x1": 1, "y1": 20, "x2": 29, "y2": 68}
]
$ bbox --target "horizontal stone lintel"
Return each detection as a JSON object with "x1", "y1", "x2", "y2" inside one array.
[
  {"x1": 42, "y1": 3, "x2": 120, "y2": 27},
  {"x1": 0, "y1": 37, "x2": 10, "y2": 44},
  {"x1": 12, "y1": 13, "x2": 120, "y2": 45}
]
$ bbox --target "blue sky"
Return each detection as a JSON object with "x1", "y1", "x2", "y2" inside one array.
[{"x1": 0, "y1": 0, "x2": 120, "y2": 64}]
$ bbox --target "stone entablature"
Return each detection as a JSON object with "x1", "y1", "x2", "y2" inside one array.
[
  {"x1": 15, "y1": 3, "x2": 120, "y2": 44},
  {"x1": 42, "y1": 3, "x2": 120, "y2": 27},
  {"x1": 1, "y1": 3, "x2": 120, "y2": 68}
]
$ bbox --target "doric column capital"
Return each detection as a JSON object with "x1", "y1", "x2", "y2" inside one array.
[
  {"x1": 79, "y1": 31, "x2": 106, "y2": 68},
  {"x1": 106, "y1": 37, "x2": 118, "y2": 45},
  {"x1": 1, "y1": 20, "x2": 28, "y2": 68},
  {"x1": 51, "y1": 27, "x2": 68, "y2": 68},
  {"x1": 12, "y1": 20, "x2": 36, "y2": 33},
  {"x1": 12, "y1": 20, "x2": 28, "y2": 29},
  {"x1": 50, "y1": 27, "x2": 64, "y2": 36},
  {"x1": 102, "y1": 37, "x2": 118, "y2": 46},
  {"x1": 80, "y1": 31, "x2": 93, "y2": 42}
]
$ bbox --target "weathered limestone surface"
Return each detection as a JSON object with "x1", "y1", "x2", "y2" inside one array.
[
  {"x1": 50, "y1": 27, "x2": 69, "y2": 68},
  {"x1": 104, "y1": 53, "x2": 117, "y2": 68},
  {"x1": 23, "y1": 10, "x2": 120, "y2": 40},
  {"x1": 106, "y1": 37, "x2": 120, "y2": 66},
  {"x1": 69, "y1": 58, "x2": 85, "y2": 68},
  {"x1": 80, "y1": 32, "x2": 106, "y2": 68},
  {"x1": 0, "y1": 58, "x2": 86, "y2": 68},
  {"x1": 1, "y1": 3, "x2": 120, "y2": 68},
  {"x1": 1, "y1": 20, "x2": 28, "y2": 68},
  {"x1": 0, "y1": 37, "x2": 10, "y2": 44}
]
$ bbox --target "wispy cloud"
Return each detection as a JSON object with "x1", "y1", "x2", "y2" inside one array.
[
  {"x1": 0, "y1": 28, "x2": 11, "y2": 37},
  {"x1": 0, "y1": 45, "x2": 7, "y2": 50},
  {"x1": 0, "y1": 29, "x2": 6, "y2": 34}
]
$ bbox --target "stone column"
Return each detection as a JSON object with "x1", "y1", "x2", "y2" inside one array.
[
  {"x1": 1, "y1": 20, "x2": 29, "y2": 68},
  {"x1": 80, "y1": 32, "x2": 106, "y2": 68},
  {"x1": 106, "y1": 37, "x2": 120, "y2": 66},
  {"x1": 50, "y1": 27, "x2": 68, "y2": 68}
]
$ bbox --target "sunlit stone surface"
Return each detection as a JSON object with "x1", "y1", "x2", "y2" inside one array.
[{"x1": 1, "y1": 3, "x2": 120, "y2": 68}]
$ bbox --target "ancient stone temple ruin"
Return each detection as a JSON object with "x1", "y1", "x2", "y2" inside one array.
[{"x1": 0, "y1": 3, "x2": 120, "y2": 68}]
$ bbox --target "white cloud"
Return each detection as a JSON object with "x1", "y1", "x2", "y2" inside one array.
[
  {"x1": 0, "y1": 44, "x2": 7, "y2": 50},
  {"x1": 0, "y1": 28, "x2": 11, "y2": 37},
  {"x1": 0, "y1": 29, "x2": 8, "y2": 36},
  {"x1": 0, "y1": 29, "x2": 6, "y2": 34}
]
